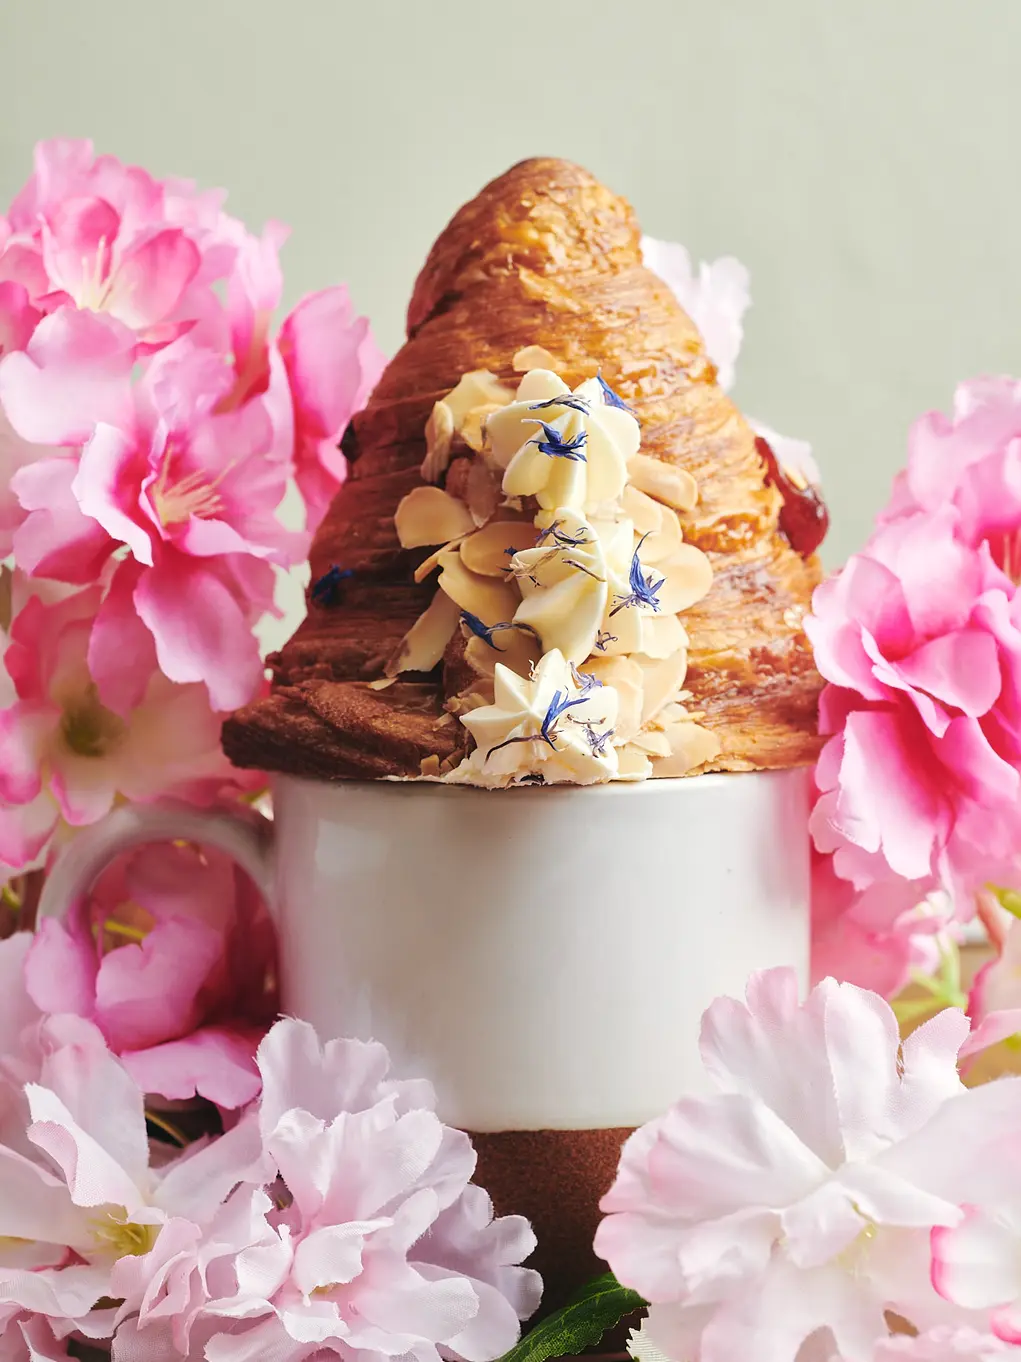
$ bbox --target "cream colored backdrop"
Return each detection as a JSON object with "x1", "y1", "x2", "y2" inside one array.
[{"x1": 3, "y1": 0, "x2": 1020, "y2": 642}]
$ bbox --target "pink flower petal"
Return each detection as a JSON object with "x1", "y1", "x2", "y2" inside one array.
[
  {"x1": 86, "y1": 558, "x2": 157, "y2": 716},
  {"x1": 72, "y1": 421, "x2": 154, "y2": 565},
  {"x1": 24, "y1": 913, "x2": 98, "y2": 1020},
  {"x1": 40, "y1": 196, "x2": 120, "y2": 301},
  {"x1": 120, "y1": 1026, "x2": 263, "y2": 1109},
  {"x1": 105, "y1": 228, "x2": 201, "y2": 330},
  {"x1": 11, "y1": 456, "x2": 113, "y2": 582}
]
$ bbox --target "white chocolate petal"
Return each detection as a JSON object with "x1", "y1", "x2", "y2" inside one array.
[
  {"x1": 628, "y1": 453, "x2": 699, "y2": 512},
  {"x1": 594, "y1": 404, "x2": 641, "y2": 462},
  {"x1": 637, "y1": 650, "x2": 690, "y2": 725},
  {"x1": 461, "y1": 522, "x2": 537, "y2": 576},
  {"x1": 656, "y1": 545, "x2": 714, "y2": 613},
  {"x1": 630, "y1": 727, "x2": 674, "y2": 757},
  {"x1": 582, "y1": 417, "x2": 629, "y2": 504},
  {"x1": 637, "y1": 611, "x2": 688, "y2": 659},
  {"x1": 396, "y1": 486, "x2": 477, "y2": 549},
  {"x1": 422, "y1": 401, "x2": 455, "y2": 483},
  {"x1": 514, "y1": 571, "x2": 607, "y2": 664},
  {"x1": 387, "y1": 590, "x2": 461, "y2": 676},
  {"x1": 652, "y1": 721, "x2": 722, "y2": 776},
  {"x1": 437, "y1": 549, "x2": 520, "y2": 624},
  {"x1": 445, "y1": 370, "x2": 515, "y2": 425}
]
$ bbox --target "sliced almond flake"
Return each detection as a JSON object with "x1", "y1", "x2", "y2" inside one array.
[
  {"x1": 464, "y1": 630, "x2": 540, "y2": 681},
  {"x1": 367, "y1": 677, "x2": 397, "y2": 691},
  {"x1": 460, "y1": 403, "x2": 504, "y2": 454},
  {"x1": 621, "y1": 484, "x2": 663, "y2": 536},
  {"x1": 432, "y1": 713, "x2": 455, "y2": 728},
  {"x1": 584, "y1": 656, "x2": 643, "y2": 742},
  {"x1": 420, "y1": 755, "x2": 442, "y2": 778},
  {"x1": 460, "y1": 521, "x2": 537, "y2": 577},
  {"x1": 421, "y1": 401, "x2": 456, "y2": 483},
  {"x1": 652, "y1": 721, "x2": 722, "y2": 777},
  {"x1": 640, "y1": 505, "x2": 683, "y2": 564},
  {"x1": 512, "y1": 345, "x2": 562, "y2": 373},
  {"x1": 437, "y1": 549, "x2": 520, "y2": 624},
  {"x1": 629, "y1": 727, "x2": 673, "y2": 758},
  {"x1": 635, "y1": 650, "x2": 689, "y2": 725},
  {"x1": 395, "y1": 486, "x2": 476, "y2": 550},
  {"x1": 465, "y1": 460, "x2": 501, "y2": 527},
  {"x1": 638, "y1": 612, "x2": 688, "y2": 660},
  {"x1": 413, "y1": 538, "x2": 464, "y2": 584},
  {"x1": 447, "y1": 689, "x2": 492, "y2": 716},
  {"x1": 439, "y1": 753, "x2": 460, "y2": 775},
  {"x1": 445, "y1": 370, "x2": 515, "y2": 425},
  {"x1": 385, "y1": 590, "x2": 461, "y2": 677},
  {"x1": 656, "y1": 545, "x2": 714, "y2": 614},
  {"x1": 628, "y1": 453, "x2": 699, "y2": 512},
  {"x1": 616, "y1": 745, "x2": 653, "y2": 780}
]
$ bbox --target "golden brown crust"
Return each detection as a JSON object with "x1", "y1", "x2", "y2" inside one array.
[{"x1": 222, "y1": 157, "x2": 823, "y2": 779}]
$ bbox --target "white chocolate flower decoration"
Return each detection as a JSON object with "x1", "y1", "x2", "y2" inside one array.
[
  {"x1": 486, "y1": 371, "x2": 640, "y2": 513},
  {"x1": 447, "y1": 649, "x2": 619, "y2": 788}
]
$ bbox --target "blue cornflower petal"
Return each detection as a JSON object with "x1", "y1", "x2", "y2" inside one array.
[
  {"x1": 594, "y1": 630, "x2": 618, "y2": 653},
  {"x1": 528, "y1": 420, "x2": 588, "y2": 462},
  {"x1": 609, "y1": 534, "x2": 666, "y2": 616},
  {"x1": 596, "y1": 374, "x2": 635, "y2": 413},
  {"x1": 529, "y1": 394, "x2": 591, "y2": 415},
  {"x1": 460, "y1": 612, "x2": 540, "y2": 651},
  {"x1": 311, "y1": 565, "x2": 354, "y2": 607},
  {"x1": 570, "y1": 662, "x2": 603, "y2": 694}
]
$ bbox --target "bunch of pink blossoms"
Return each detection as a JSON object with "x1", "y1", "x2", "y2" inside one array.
[
  {"x1": 807, "y1": 377, "x2": 1021, "y2": 1003},
  {"x1": 0, "y1": 139, "x2": 385, "y2": 873},
  {"x1": 0, "y1": 931, "x2": 540, "y2": 1362}
]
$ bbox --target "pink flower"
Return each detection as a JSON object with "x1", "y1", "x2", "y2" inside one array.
[
  {"x1": 956, "y1": 916, "x2": 1021, "y2": 1064},
  {"x1": 0, "y1": 1021, "x2": 269, "y2": 1337},
  {"x1": 932, "y1": 1202, "x2": 1021, "y2": 1345},
  {"x1": 117, "y1": 1019, "x2": 542, "y2": 1362},
  {"x1": 23, "y1": 837, "x2": 276, "y2": 1107},
  {"x1": 811, "y1": 850, "x2": 957, "y2": 998},
  {"x1": 806, "y1": 509, "x2": 1021, "y2": 902},
  {"x1": 0, "y1": 583, "x2": 253, "y2": 868},
  {"x1": 0, "y1": 1313, "x2": 70, "y2": 1360},
  {"x1": 872, "y1": 1330, "x2": 1012, "y2": 1360},
  {"x1": 278, "y1": 286, "x2": 387, "y2": 531},
  {"x1": 594, "y1": 968, "x2": 1021, "y2": 1362}
]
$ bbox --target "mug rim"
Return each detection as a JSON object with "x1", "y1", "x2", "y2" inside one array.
[{"x1": 272, "y1": 766, "x2": 809, "y2": 800}]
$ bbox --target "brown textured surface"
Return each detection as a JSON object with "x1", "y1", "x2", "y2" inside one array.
[
  {"x1": 224, "y1": 156, "x2": 824, "y2": 779},
  {"x1": 470, "y1": 1126, "x2": 633, "y2": 1317}
]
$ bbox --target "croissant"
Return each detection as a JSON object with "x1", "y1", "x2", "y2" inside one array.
[{"x1": 223, "y1": 157, "x2": 824, "y2": 783}]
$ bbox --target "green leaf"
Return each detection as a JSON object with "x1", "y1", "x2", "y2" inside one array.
[{"x1": 494, "y1": 1272, "x2": 646, "y2": 1362}]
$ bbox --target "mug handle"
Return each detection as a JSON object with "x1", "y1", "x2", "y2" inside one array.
[{"x1": 35, "y1": 802, "x2": 275, "y2": 926}]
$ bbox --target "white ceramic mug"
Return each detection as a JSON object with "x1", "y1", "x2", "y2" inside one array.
[{"x1": 37, "y1": 768, "x2": 809, "y2": 1132}]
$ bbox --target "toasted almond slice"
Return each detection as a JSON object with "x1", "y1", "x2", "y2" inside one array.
[
  {"x1": 652, "y1": 720, "x2": 722, "y2": 776},
  {"x1": 465, "y1": 460, "x2": 501, "y2": 527},
  {"x1": 616, "y1": 745, "x2": 653, "y2": 780},
  {"x1": 413, "y1": 538, "x2": 464, "y2": 584},
  {"x1": 420, "y1": 754, "x2": 442, "y2": 778},
  {"x1": 656, "y1": 545, "x2": 714, "y2": 614},
  {"x1": 461, "y1": 403, "x2": 504, "y2": 454},
  {"x1": 386, "y1": 591, "x2": 461, "y2": 676},
  {"x1": 367, "y1": 677, "x2": 397, "y2": 691},
  {"x1": 629, "y1": 727, "x2": 673, "y2": 757},
  {"x1": 640, "y1": 505, "x2": 683, "y2": 564},
  {"x1": 460, "y1": 522, "x2": 537, "y2": 576},
  {"x1": 628, "y1": 453, "x2": 699, "y2": 511},
  {"x1": 638, "y1": 612, "x2": 688, "y2": 660},
  {"x1": 635, "y1": 650, "x2": 689, "y2": 725},
  {"x1": 586, "y1": 656, "x2": 644, "y2": 742},
  {"x1": 395, "y1": 486, "x2": 476, "y2": 549},
  {"x1": 437, "y1": 549, "x2": 520, "y2": 624},
  {"x1": 421, "y1": 400, "x2": 455, "y2": 483},
  {"x1": 445, "y1": 370, "x2": 515, "y2": 425},
  {"x1": 512, "y1": 345, "x2": 561, "y2": 373},
  {"x1": 621, "y1": 484, "x2": 663, "y2": 536},
  {"x1": 464, "y1": 630, "x2": 540, "y2": 681}
]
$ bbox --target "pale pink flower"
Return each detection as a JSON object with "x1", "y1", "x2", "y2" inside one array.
[
  {"x1": 126, "y1": 1019, "x2": 542, "y2": 1362},
  {"x1": 0, "y1": 1022, "x2": 268, "y2": 1336},
  {"x1": 806, "y1": 508, "x2": 1021, "y2": 902},
  {"x1": 595, "y1": 968, "x2": 1021, "y2": 1362},
  {"x1": 871, "y1": 1330, "x2": 1013, "y2": 1361},
  {"x1": 278, "y1": 286, "x2": 387, "y2": 531},
  {"x1": 933, "y1": 1201, "x2": 1021, "y2": 1345},
  {"x1": 24, "y1": 838, "x2": 276, "y2": 1107},
  {"x1": 960, "y1": 917, "x2": 1021, "y2": 1062},
  {"x1": 640, "y1": 237, "x2": 750, "y2": 392},
  {"x1": 0, "y1": 1313, "x2": 71, "y2": 1361},
  {"x1": 0, "y1": 583, "x2": 251, "y2": 868}
]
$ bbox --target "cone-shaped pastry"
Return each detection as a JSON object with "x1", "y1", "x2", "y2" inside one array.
[{"x1": 224, "y1": 158, "x2": 824, "y2": 782}]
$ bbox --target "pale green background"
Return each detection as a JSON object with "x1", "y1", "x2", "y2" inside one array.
[{"x1": 2, "y1": 0, "x2": 1020, "y2": 642}]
